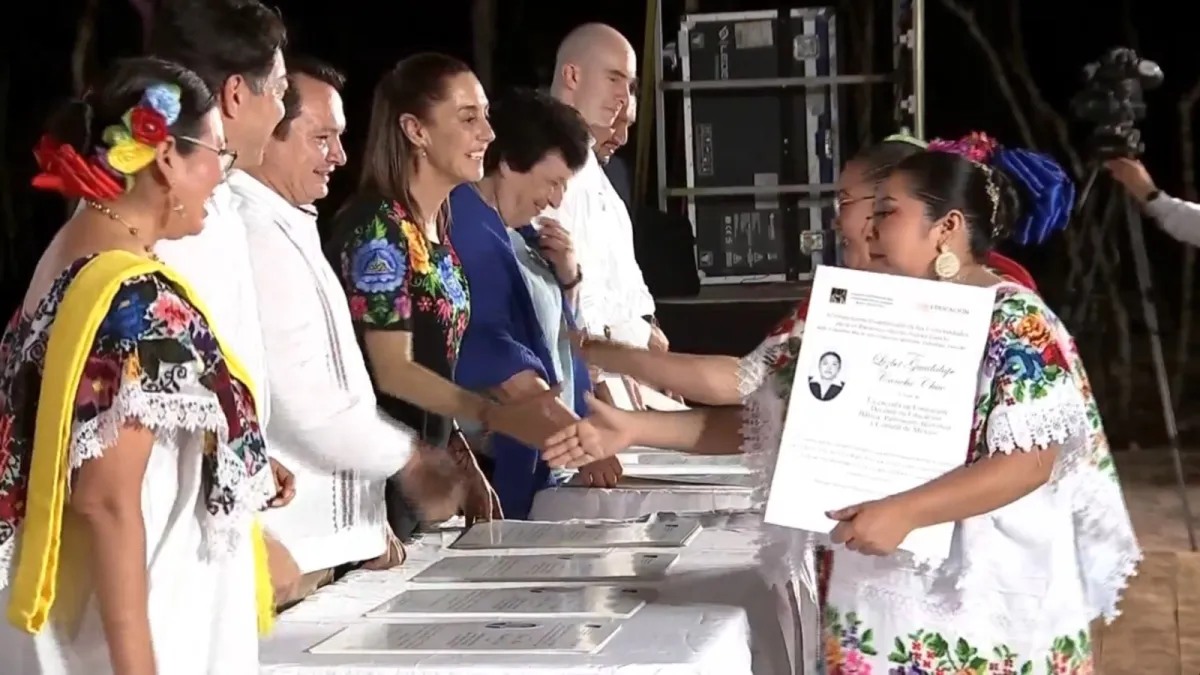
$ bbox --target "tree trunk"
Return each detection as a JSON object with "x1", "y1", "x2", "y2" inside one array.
[
  {"x1": 1172, "y1": 80, "x2": 1200, "y2": 413},
  {"x1": 71, "y1": 0, "x2": 101, "y2": 97},
  {"x1": 471, "y1": 0, "x2": 497, "y2": 91}
]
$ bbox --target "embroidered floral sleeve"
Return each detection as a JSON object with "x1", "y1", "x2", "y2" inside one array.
[
  {"x1": 73, "y1": 276, "x2": 219, "y2": 466},
  {"x1": 967, "y1": 287, "x2": 1139, "y2": 623},
  {"x1": 72, "y1": 275, "x2": 272, "y2": 549},
  {"x1": 972, "y1": 291, "x2": 1089, "y2": 463},
  {"x1": 339, "y1": 200, "x2": 417, "y2": 331},
  {"x1": 738, "y1": 298, "x2": 809, "y2": 399}
]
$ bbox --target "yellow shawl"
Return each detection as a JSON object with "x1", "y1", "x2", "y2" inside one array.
[{"x1": 7, "y1": 250, "x2": 275, "y2": 635}]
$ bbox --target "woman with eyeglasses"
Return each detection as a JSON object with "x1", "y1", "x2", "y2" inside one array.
[
  {"x1": 0, "y1": 57, "x2": 290, "y2": 674},
  {"x1": 549, "y1": 137, "x2": 1133, "y2": 674}
]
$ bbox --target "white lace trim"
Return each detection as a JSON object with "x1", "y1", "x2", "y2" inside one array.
[
  {"x1": 0, "y1": 536, "x2": 14, "y2": 591},
  {"x1": 737, "y1": 317, "x2": 806, "y2": 400},
  {"x1": 745, "y1": 370, "x2": 1141, "y2": 624},
  {"x1": 741, "y1": 385, "x2": 818, "y2": 598},
  {"x1": 735, "y1": 352, "x2": 771, "y2": 399},
  {"x1": 0, "y1": 383, "x2": 275, "y2": 593},
  {"x1": 1060, "y1": 464, "x2": 1141, "y2": 623},
  {"x1": 69, "y1": 385, "x2": 228, "y2": 468},
  {"x1": 984, "y1": 383, "x2": 1089, "y2": 457},
  {"x1": 958, "y1": 385, "x2": 1139, "y2": 624}
]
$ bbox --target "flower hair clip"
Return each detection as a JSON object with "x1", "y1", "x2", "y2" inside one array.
[
  {"x1": 928, "y1": 131, "x2": 998, "y2": 165},
  {"x1": 99, "y1": 83, "x2": 183, "y2": 185},
  {"x1": 928, "y1": 130, "x2": 1076, "y2": 246}
]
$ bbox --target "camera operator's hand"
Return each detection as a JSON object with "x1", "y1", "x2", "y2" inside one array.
[{"x1": 1105, "y1": 158, "x2": 1159, "y2": 203}]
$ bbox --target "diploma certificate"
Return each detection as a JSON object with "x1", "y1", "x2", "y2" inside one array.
[
  {"x1": 411, "y1": 551, "x2": 678, "y2": 584},
  {"x1": 310, "y1": 620, "x2": 623, "y2": 655},
  {"x1": 450, "y1": 516, "x2": 700, "y2": 550},
  {"x1": 763, "y1": 266, "x2": 993, "y2": 562},
  {"x1": 367, "y1": 586, "x2": 648, "y2": 619}
]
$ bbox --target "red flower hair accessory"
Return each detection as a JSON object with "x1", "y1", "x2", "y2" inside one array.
[
  {"x1": 31, "y1": 134, "x2": 124, "y2": 201},
  {"x1": 31, "y1": 82, "x2": 183, "y2": 200},
  {"x1": 129, "y1": 106, "x2": 168, "y2": 145},
  {"x1": 927, "y1": 131, "x2": 999, "y2": 164}
]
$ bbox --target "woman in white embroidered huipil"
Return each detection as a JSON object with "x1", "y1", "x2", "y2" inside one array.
[
  {"x1": 0, "y1": 59, "x2": 290, "y2": 674},
  {"x1": 544, "y1": 138, "x2": 1139, "y2": 674}
]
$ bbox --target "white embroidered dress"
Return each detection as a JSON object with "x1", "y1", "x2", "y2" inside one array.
[
  {"x1": 0, "y1": 264, "x2": 269, "y2": 674},
  {"x1": 739, "y1": 284, "x2": 1140, "y2": 675},
  {"x1": 232, "y1": 172, "x2": 415, "y2": 573},
  {"x1": 540, "y1": 144, "x2": 655, "y2": 348}
]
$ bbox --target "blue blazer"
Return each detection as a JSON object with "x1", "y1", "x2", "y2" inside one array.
[{"x1": 448, "y1": 185, "x2": 591, "y2": 518}]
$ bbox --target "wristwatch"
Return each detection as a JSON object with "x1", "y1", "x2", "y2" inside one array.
[
  {"x1": 560, "y1": 265, "x2": 583, "y2": 290},
  {"x1": 1145, "y1": 189, "x2": 1162, "y2": 204}
]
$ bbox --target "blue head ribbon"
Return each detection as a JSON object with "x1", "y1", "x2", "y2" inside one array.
[{"x1": 991, "y1": 147, "x2": 1075, "y2": 246}]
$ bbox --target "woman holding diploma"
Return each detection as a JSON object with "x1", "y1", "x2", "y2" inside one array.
[
  {"x1": 546, "y1": 134, "x2": 1138, "y2": 674},
  {"x1": 579, "y1": 133, "x2": 1040, "y2": 408}
]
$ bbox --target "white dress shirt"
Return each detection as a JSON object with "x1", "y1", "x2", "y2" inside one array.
[
  {"x1": 154, "y1": 180, "x2": 271, "y2": 423},
  {"x1": 541, "y1": 145, "x2": 655, "y2": 348},
  {"x1": 1146, "y1": 192, "x2": 1200, "y2": 247},
  {"x1": 230, "y1": 172, "x2": 416, "y2": 573}
]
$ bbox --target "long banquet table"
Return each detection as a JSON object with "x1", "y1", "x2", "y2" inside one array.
[
  {"x1": 530, "y1": 450, "x2": 758, "y2": 521},
  {"x1": 260, "y1": 512, "x2": 795, "y2": 675}
]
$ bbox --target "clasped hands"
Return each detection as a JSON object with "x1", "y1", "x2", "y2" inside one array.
[{"x1": 478, "y1": 385, "x2": 630, "y2": 470}]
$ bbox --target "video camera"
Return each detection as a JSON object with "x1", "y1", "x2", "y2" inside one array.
[{"x1": 1070, "y1": 47, "x2": 1164, "y2": 160}]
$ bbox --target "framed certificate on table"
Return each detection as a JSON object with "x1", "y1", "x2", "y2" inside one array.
[
  {"x1": 366, "y1": 586, "x2": 649, "y2": 619},
  {"x1": 449, "y1": 516, "x2": 701, "y2": 551},
  {"x1": 310, "y1": 620, "x2": 624, "y2": 655},
  {"x1": 764, "y1": 265, "x2": 994, "y2": 562},
  {"x1": 410, "y1": 551, "x2": 678, "y2": 584}
]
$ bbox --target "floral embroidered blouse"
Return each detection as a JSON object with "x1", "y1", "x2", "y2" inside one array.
[
  {"x1": 0, "y1": 256, "x2": 271, "y2": 673},
  {"x1": 739, "y1": 283, "x2": 1139, "y2": 675},
  {"x1": 331, "y1": 197, "x2": 471, "y2": 448}
]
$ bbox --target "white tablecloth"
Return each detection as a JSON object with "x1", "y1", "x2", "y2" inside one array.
[
  {"x1": 532, "y1": 450, "x2": 757, "y2": 521},
  {"x1": 530, "y1": 478, "x2": 756, "y2": 520},
  {"x1": 262, "y1": 513, "x2": 793, "y2": 675}
]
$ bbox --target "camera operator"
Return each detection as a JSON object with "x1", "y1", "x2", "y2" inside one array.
[{"x1": 1106, "y1": 157, "x2": 1200, "y2": 247}]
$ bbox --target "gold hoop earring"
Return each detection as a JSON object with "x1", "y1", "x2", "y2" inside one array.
[{"x1": 934, "y1": 243, "x2": 960, "y2": 280}]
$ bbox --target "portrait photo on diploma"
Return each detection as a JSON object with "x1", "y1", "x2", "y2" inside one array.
[
  {"x1": 763, "y1": 266, "x2": 995, "y2": 562},
  {"x1": 808, "y1": 350, "x2": 845, "y2": 402}
]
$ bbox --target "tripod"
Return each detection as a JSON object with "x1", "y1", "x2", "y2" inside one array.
[{"x1": 1076, "y1": 165, "x2": 1198, "y2": 551}]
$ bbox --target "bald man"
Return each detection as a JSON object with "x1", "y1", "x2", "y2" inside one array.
[
  {"x1": 595, "y1": 96, "x2": 636, "y2": 164},
  {"x1": 597, "y1": 98, "x2": 636, "y2": 210},
  {"x1": 544, "y1": 23, "x2": 664, "y2": 354}
]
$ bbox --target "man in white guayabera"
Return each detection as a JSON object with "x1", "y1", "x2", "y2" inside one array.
[
  {"x1": 230, "y1": 57, "x2": 467, "y2": 607},
  {"x1": 544, "y1": 23, "x2": 666, "y2": 353}
]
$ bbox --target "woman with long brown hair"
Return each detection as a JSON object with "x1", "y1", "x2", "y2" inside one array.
[{"x1": 329, "y1": 54, "x2": 573, "y2": 543}]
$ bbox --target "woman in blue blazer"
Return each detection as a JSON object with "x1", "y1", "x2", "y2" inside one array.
[{"x1": 449, "y1": 89, "x2": 598, "y2": 518}]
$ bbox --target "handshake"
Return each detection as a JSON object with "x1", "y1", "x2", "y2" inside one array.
[{"x1": 395, "y1": 387, "x2": 635, "y2": 521}]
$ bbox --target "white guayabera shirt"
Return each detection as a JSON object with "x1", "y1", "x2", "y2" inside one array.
[
  {"x1": 230, "y1": 171, "x2": 416, "y2": 573},
  {"x1": 154, "y1": 178, "x2": 272, "y2": 423},
  {"x1": 540, "y1": 144, "x2": 656, "y2": 349}
]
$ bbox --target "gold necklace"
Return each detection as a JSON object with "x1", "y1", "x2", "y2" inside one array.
[{"x1": 84, "y1": 199, "x2": 158, "y2": 260}]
